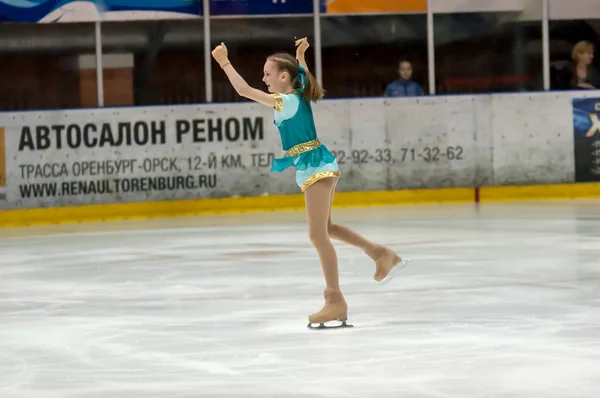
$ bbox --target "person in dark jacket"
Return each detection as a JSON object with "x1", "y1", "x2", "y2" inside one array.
[{"x1": 384, "y1": 59, "x2": 424, "y2": 97}]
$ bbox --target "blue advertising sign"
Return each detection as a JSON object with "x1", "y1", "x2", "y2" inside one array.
[
  {"x1": 0, "y1": 0, "x2": 326, "y2": 22},
  {"x1": 210, "y1": 0, "x2": 322, "y2": 16},
  {"x1": 0, "y1": 0, "x2": 201, "y2": 22},
  {"x1": 572, "y1": 97, "x2": 600, "y2": 182}
]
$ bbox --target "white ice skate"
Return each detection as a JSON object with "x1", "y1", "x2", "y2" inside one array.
[{"x1": 378, "y1": 257, "x2": 411, "y2": 285}]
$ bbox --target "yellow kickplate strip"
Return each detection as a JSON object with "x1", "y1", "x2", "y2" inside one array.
[
  {"x1": 0, "y1": 187, "x2": 472, "y2": 228},
  {"x1": 480, "y1": 182, "x2": 600, "y2": 201},
  {"x1": 4, "y1": 183, "x2": 600, "y2": 229}
]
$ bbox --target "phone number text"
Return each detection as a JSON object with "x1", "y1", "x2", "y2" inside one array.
[{"x1": 330, "y1": 147, "x2": 464, "y2": 164}]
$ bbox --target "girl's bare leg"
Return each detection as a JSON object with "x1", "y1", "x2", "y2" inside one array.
[
  {"x1": 326, "y1": 181, "x2": 401, "y2": 281},
  {"x1": 304, "y1": 177, "x2": 348, "y2": 324}
]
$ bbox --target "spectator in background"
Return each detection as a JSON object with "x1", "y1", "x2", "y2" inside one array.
[
  {"x1": 384, "y1": 59, "x2": 424, "y2": 97},
  {"x1": 571, "y1": 40, "x2": 600, "y2": 89}
]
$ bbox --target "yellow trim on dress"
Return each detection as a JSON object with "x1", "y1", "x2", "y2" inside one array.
[
  {"x1": 273, "y1": 93, "x2": 283, "y2": 112},
  {"x1": 287, "y1": 138, "x2": 321, "y2": 157},
  {"x1": 300, "y1": 171, "x2": 340, "y2": 192}
]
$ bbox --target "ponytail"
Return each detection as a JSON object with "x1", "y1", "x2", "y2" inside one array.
[{"x1": 298, "y1": 66, "x2": 324, "y2": 102}]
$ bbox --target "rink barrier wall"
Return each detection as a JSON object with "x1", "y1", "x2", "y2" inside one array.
[
  {"x1": 0, "y1": 186, "x2": 474, "y2": 227},
  {"x1": 1, "y1": 89, "x2": 600, "y2": 226},
  {"x1": 2, "y1": 182, "x2": 600, "y2": 228}
]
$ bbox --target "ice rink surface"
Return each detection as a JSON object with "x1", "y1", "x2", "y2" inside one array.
[{"x1": 1, "y1": 200, "x2": 599, "y2": 398}]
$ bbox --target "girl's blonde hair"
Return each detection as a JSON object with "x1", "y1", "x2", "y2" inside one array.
[
  {"x1": 571, "y1": 40, "x2": 595, "y2": 62},
  {"x1": 267, "y1": 52, "x2": 325, "y2": 102}
]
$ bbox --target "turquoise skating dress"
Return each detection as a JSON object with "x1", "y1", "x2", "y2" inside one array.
[{"x1": 270, "y1": 68, "x2": 339, "y2": 192}]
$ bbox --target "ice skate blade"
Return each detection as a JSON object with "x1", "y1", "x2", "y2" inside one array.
[
  {"x1": 307, "y1": 320, "x2": 354, "y2": 330},
  {"x1": 378, "y1": 258, "x2": 411, "y2": 285}
]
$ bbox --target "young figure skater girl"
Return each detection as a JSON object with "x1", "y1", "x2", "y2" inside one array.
[{"x1": 211, "y1": 38, "x2": 409, "y2": 329}]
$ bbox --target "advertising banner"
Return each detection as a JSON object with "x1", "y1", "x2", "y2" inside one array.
[
  {"x1": 325, "y1": 0, "x2": 426, "y2": 14},
  {"x1": 0, "y1": 0, "x2": 433, "y2": 22},
  {"x1": 0, "y1": 127, "x2": 5, "y2": 202},
  {"x1": 573, "y1": 97, "x2": 600, "y2": 182},
  {"x1": 0, "y1": 0, "x2": 324, "y2": 22},
  {"x1": 0, "y1": 0, "x2": 202, "y2": 22},
  {"x1": 211, "y1": 0, "x2": 319, "y2": 16},
  {"x1": 0, "y1": 97, "x2": 486, "y2": 211},
  {"x1": 0, "y1": 103, "x2": 288, "y2": 210},
  {"x1": 2, "y1": 91, "x2": 596, "y2": 211}
]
